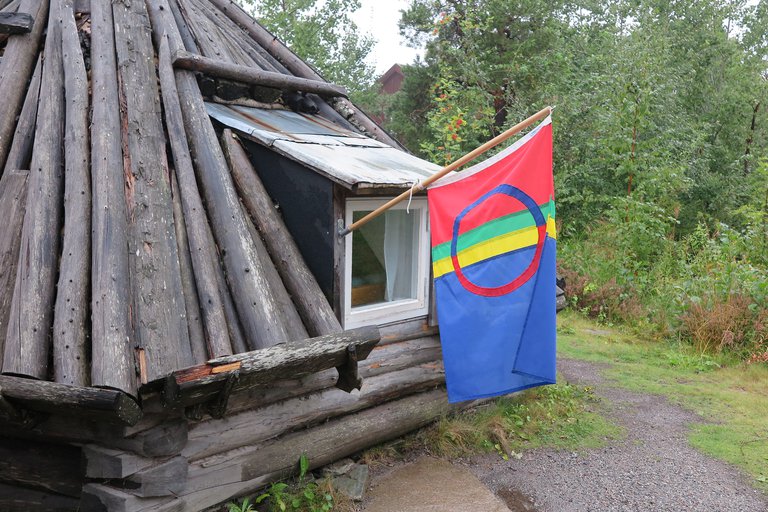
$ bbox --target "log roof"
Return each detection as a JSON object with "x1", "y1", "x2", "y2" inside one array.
[{"x1": 0, "y1": 0, "x2": 416, "y2": 404}]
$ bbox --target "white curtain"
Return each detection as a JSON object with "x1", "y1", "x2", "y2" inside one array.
[{"x1": 384, "y1": 210, "x2": 416, "y2": 301}]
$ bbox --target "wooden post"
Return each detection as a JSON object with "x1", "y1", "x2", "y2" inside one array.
[
  {"x1": 339, "y1": 106, "x2": 553, "y2": 236},
  {"x1": 4, "y1": 1, "x2": 64, "y2": 379},
  {"x1": 52, "y1": 2, "x2": 90, "y2": 387},
  {"x1": 90, "y1": 0, "x2": 136, "y2": 395},
  {"x1": 222, "y1": 132, "x2": 343, "y2": 337},
  {"x1": 113, "y1": 0, "x2": 190, "y2": 383},
  {"x1": 172, "y1": 50, "x2": 348, "y2": 97},
  {"x1": 0, "y1": 0, "x2": 47, "y2": 173},
  {"x1": 157, "y1": 34, "x2": 233, "y2": 360}
]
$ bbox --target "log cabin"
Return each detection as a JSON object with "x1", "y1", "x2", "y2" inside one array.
[{"x1": 0, "y1": 0, "x2": 473, "y2": 510}]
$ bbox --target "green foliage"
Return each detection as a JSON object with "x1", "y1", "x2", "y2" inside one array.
[
  {"x1": 236, "y1": 0, "x2": 375, "y2": 94},
  {"x1": 251, "y1": 454, "x2": 335, "y2": 512}
]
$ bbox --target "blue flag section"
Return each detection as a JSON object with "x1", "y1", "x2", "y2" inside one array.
[{"x1": 427, "y1": 117, "x2": 557, "y2": 403}]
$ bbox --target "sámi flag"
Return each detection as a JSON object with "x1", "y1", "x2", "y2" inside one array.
[{"x1": 427, "y1": 116, "x2": 557, "y2": 403}]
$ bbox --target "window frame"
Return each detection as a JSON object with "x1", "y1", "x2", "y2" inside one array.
[{"x1": 342, "y1": 197, "x2": 430, "y2": 329}]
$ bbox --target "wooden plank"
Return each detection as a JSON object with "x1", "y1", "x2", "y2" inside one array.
[
  {"x1": 222, "y1": 132, "x2": 343, "y2": 337},
  {"x1": 111, "y1": 419, "x2": 188, "y2": 457},
  {"x1": 0, "y1": 437, "x2": 83, "y2": 497},
  {"x1": 168, "y1": 0, "x2": 199, "y2": 53},
  {"x1": 3, "y1": 0, "x2": 64, "y2": 379},
  {"x1": 113, "y1": 0, "x2": 189, "y2": 382},
  {"x1": 0, "y1": 11, "x2": 32, "y2": 33},
  {"x1": 0, "y1": 482, "x2": 80, "y2": 512},
  {"x1": 80, "y1": 484, "x2": 172, "y2": 512},
  {"x1": 173, "y1": 50, "x2": 347, "y2": 97},
  {"x1": 90, "y1": 0, "x2": 135, "y2": 394},
  {"x1": 183, "y1": 363, "x2": 445, "y2": 460},
  {"x1": 163, "y1": 326, "x2": 380, "y2": 408},
  {"x1": 2, "y1": 54, "x2": 40, "y2": 176},
  {"x1": 157, "y1": 34, "x2": 232, "y2": 360},
  {"x1": 52, "y1": 2, "x2": 90, "y2": 387},
  {"x1": 0, "y1": 0, "x2": 47, "y2": 172},
  {"x1": 0, "y1": 375, "x2": 142, "y2": 425},
  {"x1": 0, "y1": 170, "x2": 28, "y2": 365}
]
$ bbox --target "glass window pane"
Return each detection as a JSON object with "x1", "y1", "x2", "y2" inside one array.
[{"x1": 351, "y1": 209, "x2": 419, "y2": 308}]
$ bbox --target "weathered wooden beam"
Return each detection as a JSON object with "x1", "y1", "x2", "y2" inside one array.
[
  {"x1": 157, "y1": 34, "x2": 232, "y2": 361},
  {"x1": 4, "y1": 0, "x2": 63, "y2": 379},
  {"x1": 2, "y1": 56, "x2": 41, "y2": 176},
  {"x1": 222, "y1": 132, "x2": 343, "y2": 337},
  {"x1": 0, "y1": 375, "x2": 142, "y2": 425},
  {"x1": 168, "y1": 0, "x2": 199, "y2": 53},
  {"x1": 111, "y1": 419, "x2": 188, "y2": 457},
  {"x1": 0, "y1": 482, "x2": 80, "y2": 512},
  {"x1": 173, "y1": 50, "x2": 347, "y2": 97},
  {"x1": 52, "y1": 2, "x2": 90, "y2": 387},
  {"x1": 0, "y1": 0, "x2": 19, "y2": 12},
  {"x1": 123, "y1": 456, "x2": 188, "y2": 497},
  {"x1": 0, "y1": 437, "x2": 83, "y2": 497},
  {"x1": 206, "y1": 0, "x2": 403, "y2": 149},
  {"x1": 183, "y1": 363, "x2": 444, "y2": 460},
  {"x1": 90, "y1": 0, "x2": 135, "y2": 394},
  {"x1": 0, "y1": 0, "x2": 47, "y2": 173},
  {"x1": 146, "y1": 0, "x2": 296, "y2": 352},
  {"x1": 113, "y1": 0, "x2": 189, "y2": 383},
  {"x1": 0, "y1": 11, "x2": 32, "y2": 33},
  {"x1": 162, "y1": 326, "x2": 380, "y2": 408},
  {"x1": 83, "y1": 444, "x2": 156, "y2": 479},
  {"x1": 0, "y1": 170, "x2": 28, "y2": 363}
]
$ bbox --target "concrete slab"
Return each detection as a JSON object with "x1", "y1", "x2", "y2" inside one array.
[{"x1": 362, "y1": 457, "x2": 511, "y2": 512}]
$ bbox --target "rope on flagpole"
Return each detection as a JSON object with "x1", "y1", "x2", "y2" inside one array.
[{"x1": 337, "y1": 106, "x2": 553, "y2": 237}]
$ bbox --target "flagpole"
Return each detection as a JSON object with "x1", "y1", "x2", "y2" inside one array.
[{"x1": 338, "y1": 106, "x2": 552, "y2": 237}]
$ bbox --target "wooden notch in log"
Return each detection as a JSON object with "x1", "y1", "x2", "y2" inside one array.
[
  {"x1": 161, "y1": 326, "x2": 380, "y2": 408},
  {"x1": 0, "y1": 375, "x2": 142, "y2": 425},
  {"x1": 2, "y1": 55, "x2": 41, "y2": 176},
  {"x1": 221, "y1": 131, "x2": 342, "y2": 337},
  {"x1": 172, "y1": 50, "x2": 348, "y2": 98},
  {"x1": 0, "y1": 11, "x2": 32, "y2": 33}
]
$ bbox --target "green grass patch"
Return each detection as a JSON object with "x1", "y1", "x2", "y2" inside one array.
[
  {"x1": 557, "y1": 311, "x2": 768, "y2": 492},
  {"x1": 362, "y1": 380, "x2": 622, "y2": 466}
]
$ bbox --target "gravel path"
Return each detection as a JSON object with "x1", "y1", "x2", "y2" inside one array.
[{"x1": 467, "y1": 358, "x2": 768, "y2": 512}]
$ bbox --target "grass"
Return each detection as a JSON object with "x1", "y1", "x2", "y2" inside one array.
[{"x1": 557, "y1": 311, "x2": 768, "y2": 492}]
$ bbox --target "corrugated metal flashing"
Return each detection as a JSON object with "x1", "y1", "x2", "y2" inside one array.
[{"x1": 206, "y1": 103, "x2": 443, "y2": 189}]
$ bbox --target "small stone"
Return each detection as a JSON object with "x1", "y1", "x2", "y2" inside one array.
[
  {"x1": 321, "y1": 458, "x2": 356, "y2": 477},
  {"x1": 331, "y1": 464, "x2": 369, "y2": 502}
]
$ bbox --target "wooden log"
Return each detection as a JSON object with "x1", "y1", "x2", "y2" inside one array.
[
  {"x1": 73, "y1": 0, "x2": 87, "y2": 13},
  {"x1": 186, "y1": 389, "x2": 462, "y2": 498},
  {"x1": 0, "y1": 0, "x2": 47, "y2": 173},
  {"x1": 157, "y1": 34, "x2": 232, "y2": 360},
  {"x1": 163, "y1": 326, "x2": 379, "y2": 407},
  {"x1": 168, "y1": 0, "x2": 199, "y2": 53},
  {"x1": 80, "y1": 484, "x2": 169, "y2": 512},
  {"x1": 124, "y1": 456, "x2": 188, "y2": 497},
  {"x1": 181, "y1": 0, "x2": 257, "y2": 67},
  {"x1": 0, "y1": 170, "x2": 28, "y2": 363},
  {"x1": 173, "y1": 50, "x2": 348, "y2": 97},
  {"x1": 0, "y1": 437, "x2": 83, "y2": 497},
  {"x1": 147, "y1": 1, "x2": 296, "y2": 352},
  {"x1": 113, "y1": 0, "x2": 190, "y2": 383},
  {"x1": 239, "y1": 198, "x2": 308, "y2": 344},
  {"x1": 52, "y1": 2, "x2": 90, "y2": 387},
  {"x1": 206, "y1": 0, "x2": 402, "y2": 149},
  {"x1": 90, "y1": 0, "x2": 135, "y2": 394},
  {"x1": 83, "y1": 444, "x2": 156, "y2": 479},
  {"x1": 111, "y1": 419, "x2": 188, "y2": 457},
  {"x1": 0, "y1": 11, "x2": 32, "y2": 33},
  {"x1": 4, "y1": 1, "x2": 64, "y2": 379},
  {"x1": 0, "y1": 0, "x2": 19, "y2": 12},
  {"x1": 170, "y1": 172, "x2": 205, "y2": 366},
  {"x1": 0, "y1": 374, "x2": 142, "y2": 425},
  {"x1": 222, "y1": 132, "x2": 342, "y2": 337},
  {"x1": 1, "y1": 54, "x2": 40, "y2": 177},
  {"x1": 0, "y1": 482, "x2": 80, "y2": 512},
  {"x1": 183, "y1": 363, "x2": 444, "y2": 460}
]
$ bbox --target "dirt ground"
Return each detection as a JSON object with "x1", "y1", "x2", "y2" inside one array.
[{"x1": 361, "y1": 358, "x2": 768, "y2": 512}]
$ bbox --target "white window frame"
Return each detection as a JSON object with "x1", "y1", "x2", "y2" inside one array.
[{"x1": 343, "y1": 197, "x2": 430, "y2": 329}]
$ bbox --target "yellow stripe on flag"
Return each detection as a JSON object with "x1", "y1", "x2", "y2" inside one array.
[{"x1": 433, "y1": 217, "x2": 556, "y2": 279}]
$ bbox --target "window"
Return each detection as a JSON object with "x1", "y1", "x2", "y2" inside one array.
[{"x1": 343, "y1": 198, "x2": 430, "y2": 329}]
